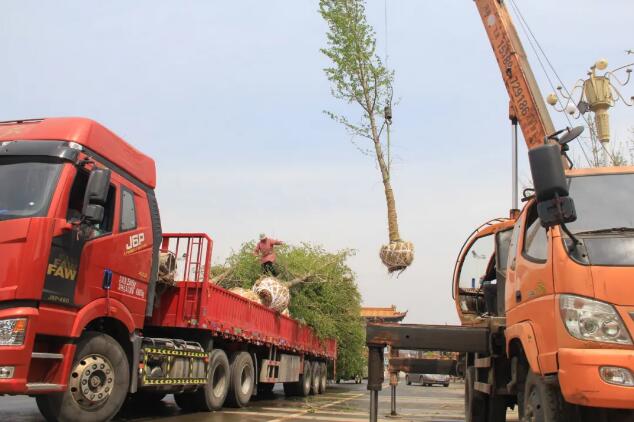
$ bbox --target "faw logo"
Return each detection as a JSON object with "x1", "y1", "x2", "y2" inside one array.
[
  {"x1": 125, "y1": 233, "x2": 145, "y2": 254},
  {"x1": 47, "y1": 256, "x2": 78, "y2": 281}
]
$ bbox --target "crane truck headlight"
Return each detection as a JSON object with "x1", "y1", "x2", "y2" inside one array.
[
  {"x1": 559, "y1": 295, "x2": 632, "y2": 345},
  {"x1": 0, "y1": 318, "x2": 28, "y2": 346}
]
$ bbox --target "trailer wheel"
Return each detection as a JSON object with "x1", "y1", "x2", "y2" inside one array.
[
  {"x1": 465, "y1": 367, "x2": 487, "y2": 422},
  {"x1": 175, "y1": 348, "x2": 230, "y2": 412},
  {"x1": 521, "y1": 371, "x2": 564, "y2": 422},
  {"x1": 302, "y1": 361, "x2": 313, "y2": 396},
  {"x1": 35, "y1": 332, "x2": 129, "y2": 422},
  {"x1": 226, "y1": 352, "x2": 254, "y2": 408},
  {"x1": 318, "y1": 363, "x2": 327, "y2": 394},
  {"x1": 310, "y1": 361, "x2": 320, "y2": 395}
]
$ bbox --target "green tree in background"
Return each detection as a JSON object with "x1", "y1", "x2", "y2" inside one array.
[{"x1": 212, "y1": 242, "x2": 366, "y2": 380}]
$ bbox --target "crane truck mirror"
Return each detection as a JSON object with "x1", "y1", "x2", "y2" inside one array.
[
  {"x1": 82, "y1": 167, "x2": 111, "y2": 224},
  {"x1": 528, "y1": 144, "x2": 577, "y2": 228}
]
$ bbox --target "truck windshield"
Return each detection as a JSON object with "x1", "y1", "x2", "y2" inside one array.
[
  {"x1": 567, "y1": 173, "x2": 634, "y2": 234},
  {"x1": 566, "y1": 173, "x2": 634, "y2": 266},
  {"x1": 0, "y1": 158, "x2": 62, "y2": 221}
]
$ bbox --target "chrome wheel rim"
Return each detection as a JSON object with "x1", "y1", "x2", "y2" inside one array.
[{"x1": 69, "y1": 354, "x2": 115, "y2": 410}]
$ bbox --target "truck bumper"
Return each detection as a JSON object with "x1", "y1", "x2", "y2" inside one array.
[{"x1": 559, "y1": 348, "x2": 634, "y2": 409}]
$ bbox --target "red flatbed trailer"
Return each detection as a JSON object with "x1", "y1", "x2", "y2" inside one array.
[
  {"x1": 0, "y1": 118, "x2": 336, "y2": 422},
  {"x1": 147, "y1": 233, "x2": 336, "y2": 360}
]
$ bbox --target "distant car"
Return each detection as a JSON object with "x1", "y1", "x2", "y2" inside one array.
[
  {"x1": 336, "y1": 374, "x2": 363, "y2": 384},
  {"x1": 405, "y1": 373, "x2": 450, "y2": 387}
]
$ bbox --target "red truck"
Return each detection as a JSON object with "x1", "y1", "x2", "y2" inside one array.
[{"x1": 0, "y1": 117, "x2": 336, "y2": 421}]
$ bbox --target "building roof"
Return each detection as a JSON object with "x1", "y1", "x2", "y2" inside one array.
[{"x1": 360, "y1": 305, "x2": 407, "y2": 322}]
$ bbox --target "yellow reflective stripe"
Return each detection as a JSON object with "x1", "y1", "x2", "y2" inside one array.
[
  {"x1": 142, "y1": 378, "x2": 207, "y2": 385},
  {"x1": 143, "y1": 347, "x2": 207, "y2": 358}
]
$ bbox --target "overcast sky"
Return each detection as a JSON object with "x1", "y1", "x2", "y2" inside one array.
[{"x1": 2, "y1": 1, "x2": 633, "y2": 323}]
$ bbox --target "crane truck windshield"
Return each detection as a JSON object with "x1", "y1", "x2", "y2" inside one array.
[
  {"x1": 0, "y1": 158, "x2": 61, "y2": 221},
  {"x1": 567, "y1": 173, "x2": 634, "y2": 234},
  {"x1": 564, "y1": 173, "x2": 634, "y2": 266}
]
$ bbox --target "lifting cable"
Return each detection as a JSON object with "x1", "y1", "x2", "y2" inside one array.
[{"x1": 508, "y1": 0, "x2": 600, "y2": 167}]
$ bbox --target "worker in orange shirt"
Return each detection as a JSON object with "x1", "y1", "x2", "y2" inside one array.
[{"x1": 254, "y1": 233, "x2": 284, "y2": 276}]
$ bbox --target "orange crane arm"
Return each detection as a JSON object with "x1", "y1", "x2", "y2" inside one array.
[{"x1": 474, "y1": 0, "x2": 555, "y2": 149}]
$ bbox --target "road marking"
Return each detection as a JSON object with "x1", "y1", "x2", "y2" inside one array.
[{"x1": 264, "y1": 384, "x2": 390, "y2": 422}]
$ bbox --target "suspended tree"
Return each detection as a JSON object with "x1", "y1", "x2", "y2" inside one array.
[{"x1": 319, "y1": 0, "x2": 413, "y2": 272}]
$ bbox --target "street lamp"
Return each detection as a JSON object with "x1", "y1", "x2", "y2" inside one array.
[{"x1": 547, "y1": 58, "x2": 633, "y2": 147}]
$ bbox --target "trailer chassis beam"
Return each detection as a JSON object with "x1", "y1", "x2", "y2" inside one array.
[{"x1": 366, "y1": 322, "x2": 490, "y2": 421}]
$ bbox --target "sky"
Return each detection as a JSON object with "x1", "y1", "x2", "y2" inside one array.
[{"x1": 2, "y1": 1, "x2": 633, "y2": 324}]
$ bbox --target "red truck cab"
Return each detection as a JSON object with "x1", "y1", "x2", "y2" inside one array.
[
  {"x1": 0, "y1": 118, "x2": 335, "y2": 422},
  {"x1": 0, "y1": 117, "x2": 160, "y2": 393}
]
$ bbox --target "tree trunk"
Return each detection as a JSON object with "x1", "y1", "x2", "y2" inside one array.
[{"x1": 368, "y1": 112, "x2": 400, "y2": 243}]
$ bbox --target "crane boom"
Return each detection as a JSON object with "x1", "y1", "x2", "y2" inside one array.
[{"x1": 474, "y1": 0, "x2": 555, "y2": 149}]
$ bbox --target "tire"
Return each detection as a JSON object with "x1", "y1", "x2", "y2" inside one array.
[
  {"x1": 444, "y1": 383, "x2": 450, "y2": 388},
  {"x1": 301, "y1": 361, "x2": 312, "y2": 396},
  {"x1": 282, "y1": 360, "x2": 312, "y2": 397},
  {"x1": 226, "y1": 352, "x2": 255, "y2": 408},
  {"x1": 310, "y1": 362, "x2": 320, "y2": 395},
  {"x1": 521, "y1": 371, "x2": 565, "y2": 422},
  {"x1": 35, "y1": 332, "x2": 130, "y2": 422},
  {"x1": 174, "y1": 348, "x2": 230, "y2": 412},
  {"x1": 318, "y1": 363, "x2": 327, "y2": 394},
  {"x1": 465, "y1": 366, "x2": 487, "y2": 422}
]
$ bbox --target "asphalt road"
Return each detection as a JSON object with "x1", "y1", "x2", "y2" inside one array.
[{"x1": 0, "y1": 381, "x2": 519, "y2": 421}]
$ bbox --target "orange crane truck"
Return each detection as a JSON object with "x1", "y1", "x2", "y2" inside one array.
[
  {"x1": 366, "y1": 1, "x2": 634, "y2": 421},
  {"x1": 0, "y1": 117, "x2": 336, "y2": 422}
]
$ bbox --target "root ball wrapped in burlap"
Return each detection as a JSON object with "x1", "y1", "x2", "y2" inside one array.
[
  {"x1": 380, "y1": 240, "x2": 414, "y2": 273},
  {"x1": 229, "y1": 287, "x2": 263, "y2": 305},
  {"x1": 252, "y1": 277, "x2": 290, "y2": 312}
]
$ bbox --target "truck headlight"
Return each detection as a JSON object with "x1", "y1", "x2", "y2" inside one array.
[
  {"x1": 0, "y1": 318, "x2": 27, "y2": 346},
  {"x1": 559, "y1": 295, "x2": 632, "y2": 345}
]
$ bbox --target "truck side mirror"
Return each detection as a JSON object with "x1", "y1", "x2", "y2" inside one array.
[
  {"x1": 82, "y1": 168, "x2": 111, "y2": 224},
  {"x1": 528, "y1": 144, "x2": 577, "y2": 228}
]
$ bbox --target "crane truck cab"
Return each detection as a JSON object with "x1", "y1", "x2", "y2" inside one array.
[{"x1": 454, "y1": 145, "x2": 634, "y2": 420}]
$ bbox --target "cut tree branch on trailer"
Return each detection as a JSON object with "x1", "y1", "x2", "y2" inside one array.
[
  {"x1": 210, "y1": 241, "x2": 366, "y2": 379},
  {"x1": 319, "y1": 0, "x2": 413, "y2": 273}
]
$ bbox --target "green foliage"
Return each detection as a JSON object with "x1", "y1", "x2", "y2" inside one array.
[
  {"x1": 319, "y1": 0, "x2": 393, "y2": 141},
  {"x1": 215, "y1": 242, "x2": 366, "y2": 380}
]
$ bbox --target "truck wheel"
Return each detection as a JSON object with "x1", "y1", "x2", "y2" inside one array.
[
  {"x1": 283, "y1": 361, "x2": 312, "y2": 397},
  {"x1": 35, "y1": 332, "x2": 129, "y2": 422},
  {"x1": 318, "y1": 363, "x2": 327, "y2": 394},
  {"x1": 406, "y1": 375, "x2": 411, "y2": 385},
  {"x1": 299, "y1": 360, "x2": 312, "y2": 396},
  {"x1": 226, "y1": 352, "x2": 254, "y2": 408},
  {"x1": 522, "y1": 371, "x2": 564, "y2": 422},
  {"x1": 465, "y1": 366, "x2": 487, "y2": 422},
  {"x1": 175, "y1": 348, "x2": 230, "y2": 412},
  {"x1": 310, "y1": 362, "x2": 320, "y2": 395}
]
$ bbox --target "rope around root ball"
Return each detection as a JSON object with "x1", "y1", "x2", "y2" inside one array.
[
  {"x1": 252, "y1": 277, "x2": 290, "y2": 312},
  {"x1": 380, "y1": 240, "x2": 414, "y2": 273}
]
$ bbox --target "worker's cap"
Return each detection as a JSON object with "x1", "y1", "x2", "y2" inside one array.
[{"x1": 259, "y1": 233, "x2": 266, "y2": 240}]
